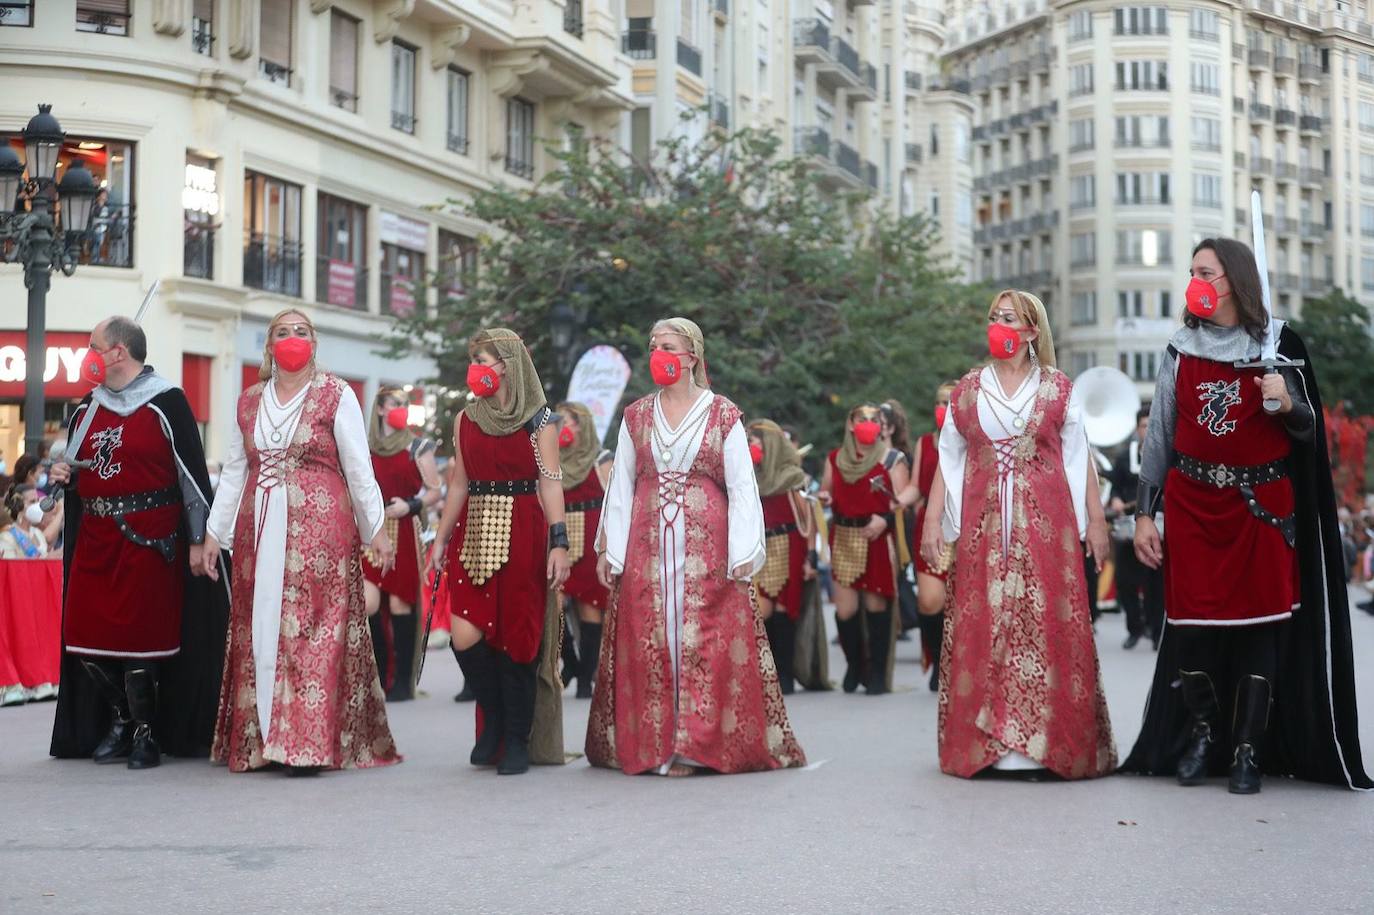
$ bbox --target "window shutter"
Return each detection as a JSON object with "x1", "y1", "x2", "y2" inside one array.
[{"x1": 260, "y1": 0, "x2": 292, "y2": 66}]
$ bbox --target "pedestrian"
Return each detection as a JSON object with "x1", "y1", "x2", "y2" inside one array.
[
  {"x1": 201, "y1": 308, "x2": 399, "y2": 775},
  {"x1": 1109, "y1": 408, "x2": 1164, "y2": 650},
  {"x1": 0, "y1": 483, "x2": 51, "y2": 558},
  {"x1": 1122, "y1": 237, "x2": 1371, "y2": 792},
  {"x1": 48, "y1": 316, "x2": 227, "y2": 770},
  {"x1": 554, "y1": 401, "x2": 610, "y2": 699},
  {"x1": 587, "y1": 316, "x2": 804, "y2": 776},
  {"x1": 430, "y1": 328, "x2": 570, "y2": 776},
  {"x1": 820, "y1": 403, "x2": 909, "y2": 695},
  {"x1": 923, "y1": 289, "x2": 1115, "y2": 780},
  {"x1": 363, "y1": 385, "x2": 443, "y2": 702}
]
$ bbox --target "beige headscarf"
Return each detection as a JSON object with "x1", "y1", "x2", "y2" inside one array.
[
  {"x1": 990, "y1": 289, "x2": 1057, "y2": 369},
  {"x1": 835, "y1": 403, "x2": 884, "y2": 484},
  {"x1": 649, "y1": 317, "x2": 709, "y2": 387},
  {"x1": 463, "y1": 328, "x2": 548, "y2": 436},
  {"x1": 749, "y1": 420, "x2": 809, "y2": 497},
  {"x1": 368, "y1": 385, "x2": 413, "y2": 457},
  {"x1": 556, "y1": 401, "x2": 600, "y2": 490},
  {"x1": 258, "y1": 308, "x2": 317, "y2": 381}
]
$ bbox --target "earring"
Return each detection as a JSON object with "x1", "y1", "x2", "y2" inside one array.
[{"x1": 1029, "y1": 344, "x2": 1040, "y2": 368}]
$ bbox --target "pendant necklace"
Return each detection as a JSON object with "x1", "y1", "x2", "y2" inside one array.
[
  {"x1": 262, "y1": 380, "x2": 308, "y2": 445},
  {"x1": 981, "y1": 367, "x2": 1035, "y2": 431},
  {"x1": 652, "y1": 391, "x2": 710, "y2": 465}
]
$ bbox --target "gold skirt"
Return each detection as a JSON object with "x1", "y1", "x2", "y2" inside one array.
[
  {"x1": 756, "y1": 533, "x2": 792, "y2": 598},
  {"x1": 831, "y1": 525, "x2": 870, "y2": 588},
  {"x1": 460, "y1": 494, "x2": 514, "y2": 586}
]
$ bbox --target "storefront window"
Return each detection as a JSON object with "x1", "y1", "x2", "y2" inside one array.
[
  {"x1": 317, "y1": 192, "x2": 368, "y2": 309},
  {"x1": 243, "y1": 170, "x2": 302, "y2": 296}
]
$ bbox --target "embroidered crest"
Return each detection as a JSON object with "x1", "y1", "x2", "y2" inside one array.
[
  {"x1": 89, "y1": 425, "x2": 125, "y2": 480},
  {"x1": 1196, "y1": 379, "x2": 1242, "y2": 437}
]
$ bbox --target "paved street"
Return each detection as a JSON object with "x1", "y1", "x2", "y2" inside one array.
[{"x1": 3, "y1": 595, "x2": 1372, "y2": 915}]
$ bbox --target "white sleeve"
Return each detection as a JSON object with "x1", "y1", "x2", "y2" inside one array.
[
  {"x1": 1061, "y1": 384, "x2": 1090, "y2": 540},
  {"x1": 597, "y1": 421, "x2": 636, "y2": 575},
  {"x1": 334, "y1": 385, "x2": 386, "y2": 542},
  {"x1": 937, "y1": 407, "x2": 968, "y2": 542},
  {"x1": 206, "y1": 416, "x2": 248, "y2": 546},
  {"x1": 723, "y1": 421, "x2": 767, "y2": 579}
]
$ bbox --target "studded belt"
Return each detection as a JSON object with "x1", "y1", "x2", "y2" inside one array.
[
  {"x1": 832, "y1": 513, "x2": 870, "y2": 528},
  {"x1": 468, "y1": 479, "x2": 537, "y2": 496},
  {"x1": 1173, "y1": 454, "x2": 1287, "y2": 489},
  {"x1": 766, "y1": 522, "x2": 799, "y2": 537},
  {"x1": 84, "y1": 486, "x2": 181, "y2": 562},
  {"x1": 566, "y1": 498, "x2": 603, "y2": 512}
]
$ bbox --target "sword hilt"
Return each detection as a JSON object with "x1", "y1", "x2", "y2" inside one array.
[{"x1": 1234, "y1": 358, "x2": 1305, "y2": 415}]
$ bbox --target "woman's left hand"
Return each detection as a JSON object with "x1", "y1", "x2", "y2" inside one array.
[
  {"x1": 383, "y1": 497, "x2": 410, "y2": 519},
  {"x1": 1085, "y1": 518, "x2": 1110, "y2": 573},
  {"x1": 862, "y1": 514, "x2": 889, "y2": 541},
  {"x1": 370, "y1": 529, "x2": 396, "y2": 575},
  {"x1": 547, "y1": 547, "x2": 570, "y2": 588}
]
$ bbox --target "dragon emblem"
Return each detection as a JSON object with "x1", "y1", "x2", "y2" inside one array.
[
  {"x1": 88, "y1": 425, "x2": 125, "y2": 480},
  {"x1": 1196, "y1": 379, "x2": 1242, "y2": 437}
]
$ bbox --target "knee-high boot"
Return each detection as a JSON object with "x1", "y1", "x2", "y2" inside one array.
[
  {"x1": 452, "y1": 640, "x2": 475, "y2": 703},
  {"x1": 81, "y1": 660, "x2": 132, "y2": 764},
  {"x1": 368, "y1": 612, "x2": 391, "y2": 694},
  {"x1": 497, "y1": 653, "x2": 537, "y2": 776},
  {"x1": 836, "y1": 613, "x2": 863, "y2": 694},
  {"x1": 385, "y1": 613, "x2": 417, "y2": 702},
  {"x1": 864, "y1": 605, "x2": 893, "y2": 695},
  {"x1": 1176, "y1": 670, "x2": 1219, "y2": 786},
  {"x1": 453, "y1": 641, "x2": 503, "y2": 766},
  {"x1": 1229, "y1": 675, "x2": 1272, "y2": 795},
  {"x1": 918, "y1": 612, "x2": 945, "y2": 693},
  {"x1": 124, "y1": 666, "x2": 160, "y2": 770},
  {"x1": 765, "y1": 613, "x2": 797, "y2": 695},
  {"x1": 576, "y1": 621, "x2": 602, "y2": 700}
]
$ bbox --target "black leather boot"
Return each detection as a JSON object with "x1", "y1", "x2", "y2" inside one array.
[
  {"x1": 385, "y1": 612, "x2": 417, "y2": 702},
  {"x1": 1229, "y1": 675, "x2": 1272, "y2": 795},
  {"x1": 124, "y1": 667, "x2": 161, "y2": 770},
  {"x1": 864, "y1": 605, "x2": 893, "y2": 695},
  {"x1": 560, "y1": 610, "x2": 580, "y2": 693},
  {"x1": 368, "y1": 612, "x2": 391, "y2": 694},
  {"x1": 836, "y1": 613, "x2": 863, "y2": 693},
  {"x1": 82, "y1": 660, "x2": 132, "y2": 764},
  {"x1": 497, "y1": 653, "x2": 537, "y2": 776},
  {"x1": 919, "y1": 612, "x2": 945, "y2": 693},
  {"x1": 1176, "y1": 670, "x2": 1219, "y2": 786},
  {"x1": 453, "y1": 641, "x2": 503, "y2": 766},
  {"x1": 765, "y1": 613, "x2": 796, "y2": 695},
  {"x1": 576, "y1": 621, "x2": 602, "y2": 700}
]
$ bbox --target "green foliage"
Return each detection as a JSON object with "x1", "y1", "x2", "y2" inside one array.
[
  {"x1": 1291, "y1": 288, "x2": 1374, "y2": 414},
  {"x1": 388, "y1": 119, "x2": 990, "y2": 454}
]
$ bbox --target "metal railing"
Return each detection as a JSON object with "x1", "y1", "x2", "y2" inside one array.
[
  {"x1": 1250, "y1": 102, "x2": 1272, "y2": 120},
  {"x1": 1275, "y1": 162, "x2": 1298, "y2": 180},
  {"x1": 1275, "y1": 108, "x2": 1296, "y2": 127},
  {"x1": 1275, "y1": 55, "x2": 1296, "y2": 75},
  {"x1": 191, "y1": 15, "x2": 214, "y2": 55},
  {"x1": 1298, "y1": 63, "x2": 1322, "y2": 82},
  {"x1": 709, "y1": 92, "x2": 730, "y2": 129},
  {"x1": 622, "y1": 28, "x2": 656, "y2": 59},
  {"x1": 184, "y1": 225, "x2": 214, "y2": 280},
  {"x1": 833, "y1": 140, "x2": 862, "y2": 181},
  {"x1": 391, "y1": 110, "x2": 417, "y2": 134},
  {"x1": 564, "y1": 0, "x2": 583, "y2": 38},
  {"x1": 1249, "y1": 156, "x2": 1273, "y2": 173},
  {"x1": 905, "y1": 71, "x2": 922, "y2": 92},
  {"x1": 82, "y1": 203, "x2": 136, "y2": 268},
  {"x1": 447, "y1": 132, "x2": 469, "y2": 156},
  {"x1": 259, "y1": 58, "x2": 292, "y2": 86},
  {"x1": 1248, "y1": 49, "x2": 1271, "y2": 69},
  {"x1": 1300, "y1": 114, "x2": 1323, "y2": 132},
  {"x1": 795, "y1": 126, "x2": 831, "y2": 158},
  {"x1": 243, "y1": 233, "x2": 303, "y2": 296},
  {"x1": 905, "y1": 143, "x2": 923, "y2": 164},
  {"x1": 331, "y1": 87, "x2": 359, "y2": 112}
]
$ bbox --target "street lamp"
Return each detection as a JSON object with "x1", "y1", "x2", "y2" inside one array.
[
  {"x1": 0, "y1": 104, "x2": 98, "y2": 458},
  {"x1": 550, "y1": 300, "x2": 578, "y2": 372}
]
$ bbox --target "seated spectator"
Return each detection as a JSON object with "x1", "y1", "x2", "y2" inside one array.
[{"x1": 1, "y1": 484, "x2": 52, "y2": 559}]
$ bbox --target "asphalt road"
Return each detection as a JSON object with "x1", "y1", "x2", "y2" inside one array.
[{"x1": 3, "y1": 594, "x2": 1372, "y2": 914}]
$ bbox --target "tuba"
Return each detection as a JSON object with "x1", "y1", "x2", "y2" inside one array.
[{"x1": 1074, "y1": 366, "x2": 1143, "y2": 542}]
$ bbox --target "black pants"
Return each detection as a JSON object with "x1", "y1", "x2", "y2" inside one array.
[
  {"x1": 1174, "y1": 623, "x2": 1280, "y2": 690},
  {"x1": 1083, "y1": 553, "x2": 1100, "y2": 622},
  {"x1": 1115, "y1": 542, "x2": 1164, "y2": 640}
]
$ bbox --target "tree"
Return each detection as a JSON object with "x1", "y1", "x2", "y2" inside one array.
[
  {"x1": 1291, "y1": 289, "x2": 1374, "y2": 415},
  {"x1": 388, "y1": 120, "x2": 989, "y2": 454}
]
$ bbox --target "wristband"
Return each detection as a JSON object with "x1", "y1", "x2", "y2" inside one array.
[
  {"x1": 880, "y1": 512, "x2": 895, "y2": 529},
  {"x1": 406, "y1": 497, "x2": 424, "y2": 517},
  {"x1": 548, "y1": 521, "x2": 570, "y2": 551}
]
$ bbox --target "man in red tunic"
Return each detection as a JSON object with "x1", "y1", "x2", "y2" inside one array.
[{"x1": 48, "y1": 316, "x2": 226, "y2": 770}]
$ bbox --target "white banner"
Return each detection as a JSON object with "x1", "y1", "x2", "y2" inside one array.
[
  {"x1": 565, "y1": 345, "x2": 632, "y2": 446},
  {"x1": 380, "y1": 211, "x2": 428, "y2": 251}
]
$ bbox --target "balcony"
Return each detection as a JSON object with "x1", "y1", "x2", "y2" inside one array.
[
  {"x1": 1030, "y1": 50, "x2": 1053, "y2": 73},
  {"x1": 1233, "y1": 96, "x2": 1245, "y2": 115},
  {"x1": 1276, "y1": 272, "x2": 1301, "y2": 291},
  {"x1": 564, "y1": 0, "x2": 583, "y2": 38},
  {"x1": 1117, "y1": 196, "x2": 1171, "y2": 207},
  {"x1": 865, "y1": 162, "x2": 879, "y2": 190},
  {"x1": 1298, "y1": 63, "x2": 1322, "y2": 83},
  {"x1": 972, "y1": 125, "x2": 987, "y2": 142},
  {"x1": 184, "y1": 225, "x2": 214, "y2": 280},
  {"x1": 677, "y1": 38, "x2": 702, "y2": 76},
  {"x1": 244, "y1": 233, "x2": 303, "y2": 298},
  {"x1": 1300, "y1": 167, "x2": 1325, "y2": 186},
  {"x1": 1274, "y1": 55, "x2": 1296, "y2": 75},
  {"x1": 391, "y1": 110, "x2": 417, "y2": 134},
  {"x1": 315, "y1": 256, "x2": 369, "y2": 310},
  {"x1": 1011, "y1": 58, "x2": 1030, "y2": 80},
  {"x1": 795, "y1": 126, "x2": 830, "y2": 159},
  {"x1": 1117, "y1": 137, "x2": 1172, "y2": 150},
  {"x1": 1250, "y1": 102, "x2": 1272, "y2": 120},
  {"x1": 1275, "y1": 218, "x2": 1299, "y2": 236},
  {"x1": 1275, "y1": 108, "x2": 1296, "y2": 128},
  {"x1": 622, "y1": 28, "x2": 656, "y2": 59},
  {"x1": 989, "y1": 118, "x2": 1007, "y2": 137},
  {"x1": 928, "y1": 76, "x2": 971, "y2": 94},
  {"x1": 1275, "y1": 162, "x2": 1297, "y2": 181},
  {"x1": 1233, "y1": 42, "x2": 1246, "y2": 59},
  {"x1": 905, "y1": 71, "x2": 922, "y2": 93},
  {"x1": 905, "y1": 143, "x2": 923, "y2": 164},
  {"x1": 1300, "y1": 114, "x2": 1324, "y2": 133},
  {"x1": 1301, "y1": 221, "x2": 1327, "y2": 236},
  {"x1": 973, "y1": 176, "x2": 989, "y2": 193},
  {"x1": 795, "y1": 128, "x2": 867, "y2": 192},
  {"x1": 709, "y1": 92, "x2": 730, "y2": 129},
  {"x1": 84, "y1": 204, "x2": 135, "y2": 268},
  {"x1": 834, "y1": 140, "x2": 862, "y2": 181},
  {"x1": 1009, "y1": 113, "x2": 1028, "y2": 130},
  {"x1": 792, "y1": 20, "x2": 877, "y2": 98},
  {"x1": 1249, "y1": 157, "x2": 1273, "y2": 173},
  {"x1": 1248, "y1": 49, "x2": 1271, "y2": 70},
  {"x1": 1303, "y1": 276, "x2": 1334, "y2": 296}
]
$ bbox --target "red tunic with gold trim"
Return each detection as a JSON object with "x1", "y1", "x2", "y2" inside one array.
[
  {"x1": 912, "y1": 432, "x2": 946, "y2": 579},
  {"x1": 64, "y1": 404, "x2": 184, "y2": 658},
  {"x1": 827, "y1": 449, "x2": 896, "y2": 598},
  {"x1": 1164, "y1": 354, "x2": 1299, "y2": 625},
  {"x1": 362, "y1": 445, "x2": 423, "y2": 605},
  {"x1": 561, "y1": 471, "x2": 609, "y2": 610},
  {"x1": 759, "y1": 491, "x2": 807, "y2": 621}
]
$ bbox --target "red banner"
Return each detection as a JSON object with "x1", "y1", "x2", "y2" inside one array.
[
  {"x1": 0, "y1": 331, "x2": 95, "y2": 400},
  {"x1": 327, "y1": 259, "x2": 358, "y2": 308}
]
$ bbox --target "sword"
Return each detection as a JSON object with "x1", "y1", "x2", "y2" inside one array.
[
  {"x1": 1237, "y1": 189, "x2": 1303, "y2": 414},
  {"x1": 416, "y1": 563, "x2": 443, "y2": 683},
  {"x1": 38, "y1": 460, "x2": 93, "y2": 512},
  {"x1": 133, "y1": 280, "x2": 160, "y2": 325}
]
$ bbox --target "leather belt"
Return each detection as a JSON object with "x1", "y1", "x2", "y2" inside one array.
[
  {"x1": 468, "y1": 479, "x2": 537, "y2": 496},
  {"x1": 1240, "y1": 484, "x2": 1297, "y2": 549},
  {"x1": 567, "y1": 498, "x2": 603, "y2": 512},
  {"x1": 1174, "y1": 454, "x2": 1287, "y2": 489},
  {"x1": 84, "y1": 486, "x2": 181, "y2": 562},
  {"x1": 832, "y1": 513, "x2": 870, "y2": 528},
  {"x1": 766, "y1": 522, "x2": 798, "y2": 537}
]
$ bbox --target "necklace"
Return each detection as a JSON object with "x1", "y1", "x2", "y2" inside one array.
[
  {"x1": 651, "y1": 392, "x2": 711, "y2": 465},
  {"x1": 980, "y1": 367, "x2": 1036, "y2": 430},
  {"x1": 261, "y1": 381, "x2": 309, "y2": 446}
]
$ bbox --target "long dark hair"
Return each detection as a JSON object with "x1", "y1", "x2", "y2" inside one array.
[{"x1": 1188, "y1": 238, "x2": 1269, "y2": 342}]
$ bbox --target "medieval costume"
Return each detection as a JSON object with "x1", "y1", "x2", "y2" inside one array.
[
  {"x1": 910, "y1": 410, "x2": 953, "y2": 692},
  {"x1": 49, "y1": 366, "x2": 228, "y2": 769},
  {"x1": 208, "y1": 370, "x2": 399, "y2": 772},
  {"x1": 748, "y1": 419, "x2": 814, "y2": 695},
  {"x1": 363, "y1": 389, "x2": 437, "y2": 701},
  {"x1": 587, "y1": 317, "x2": 804, "y2": 776},
  {"x1": 1121, "y1": 320, "x2": 1371, "y2": 791},
  {"x1": 556, "y1": 401, "x2": 610, "y2": 700},
  {"x1": 937, "y1": 293, "x2": 1115, "y2": 780},
  {"x1": 441, "y1": 329, "x2": 567, "y2": 775}
]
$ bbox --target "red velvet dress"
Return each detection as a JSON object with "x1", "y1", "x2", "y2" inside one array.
[
  {"x1": 65, "y1": 404, "x2": 183, "y2": 658},
  {"x1": 561, "y1": 471, "x2": 609, "y2": 610},
  {"x1": 827, "y1": 449, "x2": 896, "y2": 598},
  {"x1": 912, "y1": 432, "x2": 946, "y2": 579},
  {"x1": 759, "y1": 491, "x2": 806, "y2": 621},
  {"x1": 1164, "y1": 354, "x2": 1299, "y2": 625},
  {"x1": 362, "y1": 447, "x2": 422, "y2": 605},
  {"x1": 445, "y1": 416, "x2": 547, "y2": 664}
]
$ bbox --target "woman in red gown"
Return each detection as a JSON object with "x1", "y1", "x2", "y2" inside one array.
[
  {"x1": 363, "y1": 386, "x2": 442, "y2": 701},
  {"x1": 554, "y1": 401, "x2": 610, "y2": 698},
  {"x1": 432, "y1": 329, "x2": 570, "y2": 776},
  {"x1": 821, "y1": 403, "x2": 910, "y2": 695},
  {"x1": 747, "y1": 419, "x2": 814, "y2": 695}
]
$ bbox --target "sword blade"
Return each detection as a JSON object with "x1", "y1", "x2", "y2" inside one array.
[
  {"x1": 1250, "y1": 190, "x2": 1277, "y2": 362},
  {"x1": 133, "y1": 280, "x2": 160, "y2": 326}
]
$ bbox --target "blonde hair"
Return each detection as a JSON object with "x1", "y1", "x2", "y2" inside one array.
[
  {"x1": 649, "y1": 317, "x2": 709, "y2": 387},
  {"x1": 988, "y1": 289, "x2": 1056, "y2": 369},
  {"x1": 258, "y1": 308, "x2": 317, "y2": 381}
]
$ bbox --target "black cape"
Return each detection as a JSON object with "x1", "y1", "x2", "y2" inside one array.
[
  {"x1": 49, "y1": 384, "x2": 230, "y2": 759},
  {"x1": 1121, "y1": 327, "x2": 1371, "y2": 789}
]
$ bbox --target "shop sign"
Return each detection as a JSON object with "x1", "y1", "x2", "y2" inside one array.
[
  {"x1": 327, "y1": 259, "x2": 357, "y2": 308},
  {"x1": 0, "y1": 332, "x2": 94, "y2": 399}
]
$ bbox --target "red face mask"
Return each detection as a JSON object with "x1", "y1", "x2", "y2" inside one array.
[
  {"x1": 988, "y1": 323, "x2": 1022, "y2": 360},
  {"x1": 467, "y1": 363, "x2": 500, "y2": 397},
  {"x1": 934, "y1": 405, "x2": 948, "y2": 429},
  {"x1": 649, "y1": 350, "x2": 684, "y2": 386},
  {"x1": 853, "y1": 420, "x2": 881, "y2": 446},
  {"x1": 80, "y1": 347, "x2": 109, "y2": 387},
  {"x1": 1186, "y1": 276, "x2": 1223, "y2": 318},
  {"x1": 749, "y1": 443, "x2": 764, "y2": 465},
  {"x1": 385, "y1": 407, "x2": 409, "y2": 431},
  {"x1": 274, "y1": 336, "x2": 313, "y2": 373},
  {"x1": 558, "y1": 426, "x2": 576, "y2": 448}
]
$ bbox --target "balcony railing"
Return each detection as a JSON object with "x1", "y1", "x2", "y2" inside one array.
[
  {"x1": 833, "y1": 140, "x2": 862, "y2": 181},
  {"x1": 677, "y1": 38, "x2": 702, "y2": 75},
  {"x1": 191, "y1": 16, "x2": 214, "y2": 56},
  {"x1": 1233, "y1": 96, "x2": 1245, "y2": 115},
  {"x1": 1301, "y1": 221, "x2": 1327, "y2": 236},
  {"x1": 391, "y1": 110, "x2": 417, "y2": 134},
  {"x1": 331, "y1": 87, "x2": 358, "y2": 112},
  {"x1": 865, "y1": 162, "x2": 879, "y2": 190},
  {"x1": 905, "y1": 143, "x2": 923, "y2": 164},
  {"x1": 1250, "y1": 102, "x2": 1272, "y2": 120},
  {"x1": 1249, "y1": 156, "x2": 1273, "y2": 173},
  {"x1": 905, "y1": 71, "x2": 922, "y2": 92},
  {"x1": 1275, "y1": 108, "x2": 1296, "y2": 127},
  {"x1": 709, "y1": 92, "x2": 730, "y2": 129},
  {"x1": 1303, "y1": 276, "x2": 1333, "y2": 295},
  {"x1": 244, "y1": 233, "x2": 303, "y2": 297},
  {"x1": 447, "y1": 132, "x2": 469, "y2": 156},
  {"x1": 795, "y1": 126, "x2": 831, "y2": 158},
  {"x1": 1116, "y1": 196, "x2": 1171, "y2": 207},
  {"x1": 1275, "y1": 218, "x2": 1299, "y2": 235},
  {"x1": 259, "y1": 58, "x2": 292, "y2": 86},
  {"x1": 622, "y1": 28, "x2": 656, "y2": 59},
  {"x1": 564, "y1": 0, "x2": 583, "y2": 38},
  {"x1": 1300, "y1": 114, "x2": 1323, "y2": 132},
  {"x1": 1274, "y1": 55, "x2": 1297, "y2": 75},
  {"x1": 1298, "y1": 63, "x2": 1322, "y2": 82},
  {"x1": 1300, "y1": 167, "x2": 1325, "y2": 185},
  {"x1": 1275, "y1": 162, "x2": 1298, "y2": 180},
  {"x1": 316, "y1": 256, "x2": 369, "y2": 310},
  {"x1": 184, "y1": 225, "x2": 214, "y2": 280},
  {"x1": 1248, "y1": 49, "x2": 1271, "y2": 69},
  {"x1": 82, "y1": 204, "x2": 136, "y2": 268}
]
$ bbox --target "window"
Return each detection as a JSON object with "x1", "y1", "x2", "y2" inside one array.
[
  {"x1": 381, "y1": 213, "x2": 428, "y2": 316},
  {"x1": 957, "y1": 191, "x2": 973, "y2": 228},
  {"x1": 446, "y1": 67, "x2": 470, "y2": 155},
  {"x1": 1363, "y1": 257, "x2": 1374, "y2": 289},
  {"x1": 1115, "y1": 60, "x2": 1168, "y2": 91},
  {"x1": 1069, "y1": 118, "x2": 1094, "y2": 151},
  {"x1": 1116, "y1": 115, "x2": 1169, "y2": 147},
  {"x1": 1189, "y1": 8, "x2": 1219, "y2": 40},
  {"x1": 391, "y1": 41, "x2": 417, "y2": 133},
  {"x1": 928, "y1": 191, "x2": 940, "y2": 216},
  {"x1": 329, "y1": 11, "x2": 359, "y2": 111},
  {"x1": 1071, "y1": 291, "x2": 1098, "y2": 325},
  {"x1": 1362, "y1": 153, "x2": 1374, "y2": 185},
  {"x1": 1070, "y1": 174, "x2": 1096, "y2": 210},
  {"x1": 564, "y1": 0, "x2": 583, "y2": 37},
  {"x1": 1069, "y1": 63, "x2": 1094, "y2": 96},
  {"x1": 1117, "y1": 289, "x2": 1144, "y2": 318},
  {"x1": 1070, "y1": 352, "x2": 1097, "y2": 376},
  {"x1": 506, "y1": 98, "x2": 536, "y2": 179},
  {"x1": 1159, "y1": 289, "x2": 1172, "y2": 318},
  {"x1": 243, "y1": 171, "x2": 302, "y2": 296},
  {"x1": 1068, "y1": 10, "x2": 1093, "y2": 42},
  {"x1": 316, "y1": 193, "x2": 368, "y2": 309},
  {"x1": 1360, "y1": 101, "x2": 1374, "y2": 133},
  {"x1": 191, "y1": 0, "x2": 214, "y2": 54},
  {"x1": 1191, "y1": 115, "x2": 1222, "y2": 151},
  {"x1": 1070, "y1": 232, "x2": 1096, "y2": 266},
  {"x1": 76, "y1": 0, "x2": 129, "y2": 35},
  {"x1": 1113, "y1": 7, "x2": 1168, "y2": 36},
  {"x1": 1117, "y1": 228, "x2": 1170, "y2": 265},
  {"x1": 1360, "y1": 54, "x2": 1374, "y2": 83},
  {"x1": 954, "y1": 121, "x2": 969, "y2": 163},
  {"x1": 1120, "y1": 351, "x2": 1160, "y2": 382},
  {"x1": 183, "y1": 154, "x2": 218, "y2": 280},
  {"x1": 1193, "y1": 173, "x2": 1222, "y2": 208},
  {"x1": 259, "y1": 0, "x2": 293, "y2": 85},
  {"x1": 1190, "y1": 61, "x2": 1220, "y2": 95},
  {"x1": 930, "y1": 125, "x2": 939, "y2": 157},
  {"x1": 1361, "y1": 205, "x2": 1374, "y2": 237},
  {"x1": 1116, "y1": 172, "x2": 1170, "y2": 205},
  {"x1": 438, "y1": 230, "x2": 478, "y2": 301},
  {"x1": 0, "y1": 2, "x2": 33, "y2": 27}
]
